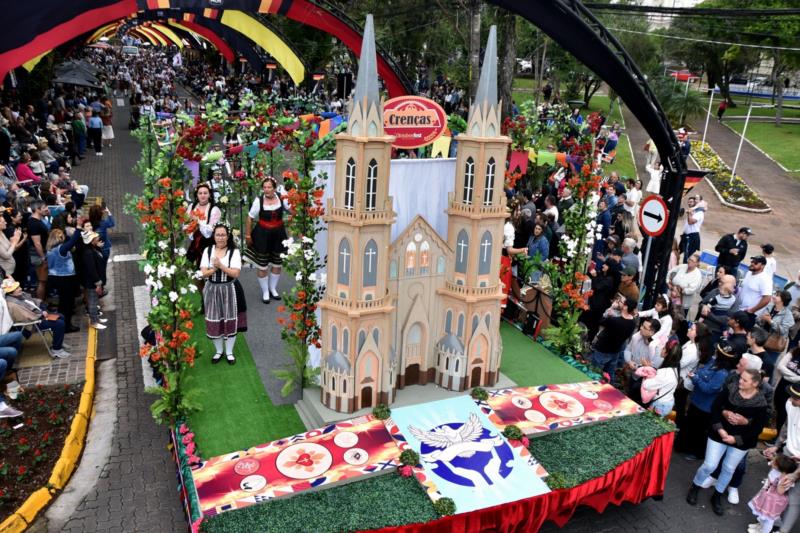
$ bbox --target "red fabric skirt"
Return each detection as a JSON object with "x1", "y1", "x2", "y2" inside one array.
[{"x1": 370, "y1": 432, "x2": 674, "y2": 533}]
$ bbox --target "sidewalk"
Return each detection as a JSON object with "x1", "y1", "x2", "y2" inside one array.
[
  {"x1": 621, "y1": 104, "x2": 800, "y2": 278},
  {"x1": 37, "y1": 96, "x2": 185, "y2": 532}
]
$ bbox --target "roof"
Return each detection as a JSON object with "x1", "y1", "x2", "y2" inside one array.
[
  {"x1": 351, "y1": 14, "x2": 380, "y2": 117},
  {"x1": 389, "y1": 214, "x2": 453, "y2": 256},
  {"x1": 325, "y1": 351, "x2": 351, "y2": 372},
  {"x1": 437, "y1": 333, "x2": 464, "y2": 355},
  {"x1": 473, "y1": 25, "x2": 498, "y2": 110}
]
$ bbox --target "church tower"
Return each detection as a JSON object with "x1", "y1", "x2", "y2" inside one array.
[
  {"x1": 435, "y1": 26, "x2": 510, "y2": 391},
  {"x1": 319, "y1": 15, "x2": 397, "y2": 413}
]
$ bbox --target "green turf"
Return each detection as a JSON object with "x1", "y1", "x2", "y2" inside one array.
[
  {"x1": 726, "y1": 121, "x2": 800, "y2": 171},
  {"x1": 183, "y1": 320, "x2": 305, "y2": 458},
  {"x1": 500, "y1": 322, "x2": 589, "y2": 386}
]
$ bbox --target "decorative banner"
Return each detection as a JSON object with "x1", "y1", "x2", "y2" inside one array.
[
  {"x1": 318, "y1": 119, "x2": 332, "y2": 139},
  {"x1": 555, "y1": 152, "x2": 567, "y2": 167},
  {"x1": 508, "y1": 150, "x2": 529, "y2": 174},
  {"x1": 389, "y1": 396, "x2": 550, "y2": 514},
  {"x1": 430, "y1": 135, "x2": 451, "y2": 158},
  {"x1": 528, "y1": 149, "x2": 537, "y2": 163},
  {"x1": 383, "y1": 96, "x2": 447, "y2": 149},
  {"x1": 483, "y1": 382, "x2": 644, "y2": 436},
  {"x1": 537, "y1": 150, "x2": 556, "y2": 167},
  {"x1": 191, "y1": 416, "x2": 401, "y2": 517}
]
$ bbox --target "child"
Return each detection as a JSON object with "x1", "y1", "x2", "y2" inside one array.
[{"x1": 748, "y1": 454, "x2": 797, "y2": 533}]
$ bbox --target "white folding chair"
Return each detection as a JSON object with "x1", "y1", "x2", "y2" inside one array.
[{"x1": 13, "y1": 319, "x2": 54, "y2": 358}]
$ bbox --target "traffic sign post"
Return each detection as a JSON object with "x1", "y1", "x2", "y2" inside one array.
[{"x1": 638, "y1": 195, "x2": 670, "y2": 289}]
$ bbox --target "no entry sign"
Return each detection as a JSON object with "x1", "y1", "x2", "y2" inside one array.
[{"x1": 638, "y1": 195, "x2": 669, "y2": 237}]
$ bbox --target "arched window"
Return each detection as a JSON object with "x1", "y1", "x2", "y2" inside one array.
[
  {"x1": 408, "y1": 323, "x2": 422, "y2": 344},
  {"x1": 445, "y1": 356, "x2": 449, "y2": 371},
  {"x1": 472, "y1": 315, "x2": 479, "y2": 334},
  {"x1": 331, "y1": 325, "x2": 338, "y2": 351},
  {"x1": 478, "y1": 231, "x2": 492, "y2": 275},
  {"x1": 462, "y1": 157, "x2": 474, "y2": 204},
  {"x1": 366, "y1": 159, "x2": 378, "y2": 211},
  {"x1": 455, "y1": 230, "x2": 469, "y2": 274},
  {"x1": 420, "y1": 241, "x2": 430, "y2": 274},
  {"x1": 342, "y1": 329, "x2": 350, "y2": 353},
  {"x1": 343, "y1": 379, "x2": 347, "y2": 394},
  {"x1": 337, "y1": 239, "x2": 352, "y2": 285},
  {"x1": 405, "y1": 242, "x2": 416, "y2": 275},
  {"x1": 332, "y1": 377, "x2": 336, "y2": 391},
  {"x1": 389, "y1": 260, "x2": 398, "y2": 279},
  {"x1": 363, "y1": 240, "x2": 378, "y2": 287},
  {"x1": 483, "y1": 157, "x2": 496, "y2": 206},
  {"x1": 344, "y1": 158, "x2": 356, "y2": 210},
  {"x1": 485, "y1": 314, "x2": 491, "y2": 327},
  {"x1": 457, "y1": 314, "x2": 465, "y2": 338},
  {"x1": 455, "y1": 359, "x2": 460, "y2": 373},
  {"x1": 437, "y1": 256, "x2": 446, "y2": 274},
  {"x1": 358, "y1": 330, "x2": 367, "y2": 352},
  {"x1": 372, "y1": 328, "x2": 380, "y2": 344},
  {"x1": 445, "y1": 310, "x2": 453, "y2": 334}
]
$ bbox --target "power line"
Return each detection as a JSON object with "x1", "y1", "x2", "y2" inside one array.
[
  {"x1": 606, "y1": 27, "x2": 800, "y2": 52},
  {"x1": 586, "y1": 4, "x2": 800, "y2": 17}
]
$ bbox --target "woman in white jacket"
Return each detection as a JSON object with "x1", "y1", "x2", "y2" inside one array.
[
  {"x1": 668, "y1": 252, "x2": 703, "y2": 317},
  {"x1": 643, "y1": 339, "x2": 682, "y2": 417}
]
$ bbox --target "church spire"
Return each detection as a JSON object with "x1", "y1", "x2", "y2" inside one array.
[
  {"x1": 467, "y1": 25, "x2": 501, "y2": 138},
  {"x1": 348, "y1": 14, "x2": 384, "y2": 137}
]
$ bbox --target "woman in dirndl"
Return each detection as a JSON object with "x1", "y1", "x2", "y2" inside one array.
[
  {"x1": 186, "y1": 183, "x2": 221, "y2": 267},
  {"x1": 200, "y1": 223, "x2": 247, "y2": 365},
  {"x1": 245, "y1": 177, "x2": 288, "y2": 304}
]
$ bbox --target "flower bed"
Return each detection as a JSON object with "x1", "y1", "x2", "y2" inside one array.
[
  {"x1": 691, "y1": 141, "x2": 770, "y2": 210},
  {"x1": 0, "y1": 383, "x2": 82, "y2": 519}
]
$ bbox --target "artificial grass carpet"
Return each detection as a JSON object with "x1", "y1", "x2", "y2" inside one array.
[
  {"x1": 528, "y1": 412, "x2": 674, "y2": 489},
  {"x1": 500, "y1": 321, "x2": 589, "y2": 386},
  {"x1": 183, "y1": 319, "x2": 305, "y2": 458},
  {"x1": 200, "y1": 473, "x2": 438, "y2": 533}
]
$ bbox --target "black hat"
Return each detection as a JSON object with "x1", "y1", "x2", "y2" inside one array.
[
  {"x1": 762, "y1": 243, "x2": 774, "y2": 254},
  {"x1": 738, "y1": 227, "x2": 754, "y2": 236},
  {"x1": 716, "y1": 342, "x2": 736, "y2": 358},
  {"x1": 789, "y1": 385, "x2": 800, "y2": 400},
  {"x1": 750, "y1": 255, "x2": 767, "y2": 265}
]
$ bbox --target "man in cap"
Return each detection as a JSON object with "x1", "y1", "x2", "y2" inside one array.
[
  {"x1": 617, "y1": 266, "x2": 640, "y2": 302},
  {"x1": 714, "y1": 227, "x2": 753, "y2": 274},
  {"x1": 739, "y1": 256, "x2": 773, "y2": 319},
  {"x1": 763, "y1": 385, "x2": 800, "y2": 531}
]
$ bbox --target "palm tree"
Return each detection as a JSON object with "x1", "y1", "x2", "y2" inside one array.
[{"x1": 652, "y1": 76, "x2": 707, "y2": 128}]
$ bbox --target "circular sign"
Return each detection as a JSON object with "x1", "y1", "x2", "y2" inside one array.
[
  {"x1": 239, "y1": 474, "x2": 267, "y2": 492},
  {"x1": 638, "y1": 195, "x2": 669, "y2": 237},
  {"x1": 383, "y1": 96, "x2": 447, "y2": 149},
  {"x1": 511, "y1": 396, "x2": 533, "y2": 410},
  {"x1": 233, "y1": 458, "x2": 261, "y2": 476},
  {"x1": 276, "y1": 443, "x2": 333, "y2": 480},
  {"x1": 333, "y1": 431, "x2": 359, "y2": 449},
  {"x1": 343, "y1": 448, "x2": 370, "y2": 466},
  {"x1": 524, "y1": 410, "x2": 546, "y2": 423},
  {"x1": 539, "y1": 391, "x2": 586, "y2": 418}
]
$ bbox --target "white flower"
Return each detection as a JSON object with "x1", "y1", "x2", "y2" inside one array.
[
  {"x1": 295, "y1": 271, "x2": 304, "y2": 281},
  {"x1": 158, "y1": 240, "x2": 168, "y2": 250},
  {"x1": 152, "y1": 297, "x2": 159, "y2": 306},
  {"x1": 219, "y1": 196, "x2": 229, "y2": 205},
  {"x1": 180, "y1": 287, "x2": 187, "y2": 295},
  {"x1": 169, "y1": 291, "x2": 179, "y2": 302},
  {"x1": 301, "y1": 236, "x2": 314, "y2": 245},
  {"x1": 189, "y1": 284, "x2": 198, "y2": 293},
  {"x1": 143, "y1": 264, "x2": 154, "y2": 275},
  {"x1": 175, "y1": 247, "x2": 187, "y2": 256},
  {"x1": 194, "y1": 270, "x2": 204, "y2": 280},
  {"x1": 282, "y1": 237, "x2": 294, "y2": 248}
]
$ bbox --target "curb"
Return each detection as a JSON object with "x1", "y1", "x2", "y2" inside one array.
[
  {"x1": 688, "y1": 150, "x2": 772, "y2": 214},
  {"x1": 0, "y1": 328, "x2": 98, "y2": 533}
]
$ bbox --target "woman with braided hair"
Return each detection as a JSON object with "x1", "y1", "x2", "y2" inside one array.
[
  {"x1": 200, "y1": 223, "x2": 247, "y2": 365},
  {"x1": 244, "y1": 176, "x2": 288, "y2": 304}
]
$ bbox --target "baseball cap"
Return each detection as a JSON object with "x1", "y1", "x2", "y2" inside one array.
[
  {"x1": 622, "y1": 266, "x2": 637, "y2": 277},
  {"x1": 738, "y1": 227, "x2": 754, "y2": 235},
  {"x1": 716, "y1": 342, "x2": 737, "y2": 358},
  {"x1": 750, "y1": 255, "x2": 767, "y2": 265}
]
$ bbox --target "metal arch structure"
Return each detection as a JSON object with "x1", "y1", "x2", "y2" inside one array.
[{"x1": 488, "y1": 0, "x2": 686, "y2": 308}]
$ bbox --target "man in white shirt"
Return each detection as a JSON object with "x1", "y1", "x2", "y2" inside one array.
[
  {"x1": 739, "y1": 255, "x2": 773, "y2": 317},
  {"x1": 624, "y1": 318, "x2": 662, "y2": 369},
  {"x1": 680, "y1": 196, "x2": 704, "y2": 262}
]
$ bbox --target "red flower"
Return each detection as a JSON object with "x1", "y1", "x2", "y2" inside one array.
[
  {"x1": 17, "y1": 466, "x2": 26, "y2": 475},
  {"x1": 18, "y1": 437, "x2": 28, "y2": 446},
  {"x1": 398, "y1": 465, "x2": 413, "y2": 477}
]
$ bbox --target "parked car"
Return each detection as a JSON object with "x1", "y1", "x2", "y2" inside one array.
[{"x1": 669, "y1": 69, "x2": 700, "y2": 82}]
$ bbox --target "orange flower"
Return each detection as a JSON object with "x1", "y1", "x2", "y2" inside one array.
[
  {"x1": 158, "y1": 177, "x2": 172, "y2": 188},
  {"x1": 277, "y1": 305, "x2": 286, "y2": 313}
]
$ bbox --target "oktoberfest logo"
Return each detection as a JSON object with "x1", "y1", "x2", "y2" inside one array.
[
  {"x1": 383, "y1": 96, "x2": 447, "y2": 149},
  {"x1": 408, "y1": 413, "x2": 514, "y2": 488}
]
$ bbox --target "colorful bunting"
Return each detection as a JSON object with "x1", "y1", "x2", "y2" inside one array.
[
  {"x1": 430, "y1": 135, "x2": 451, "y2": 158},
  {"x1": 537, "y1": 150, "x2": 556, "y2": 166},
  {"x1": 318, "y1": 119, "x2": 332, "y2": 138},
  {"x1": 509, "y1": 150, "x2": 529, "y2": 174}
]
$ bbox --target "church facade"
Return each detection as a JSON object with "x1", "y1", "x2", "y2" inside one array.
[{"x1": 318, "y1": 19, "x2": 509, "y2": 413}]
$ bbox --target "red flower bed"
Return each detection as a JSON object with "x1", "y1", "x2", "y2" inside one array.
[{"x1": 0, "y1": 383, "x2": 82, "y2": 519}]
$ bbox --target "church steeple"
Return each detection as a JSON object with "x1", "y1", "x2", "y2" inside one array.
[
  {"x1": 467, "y1": 25, "x2": 500, "y2": 138},
  {"x1": 348, "y1": 14, "x2": 384, "y2": 137}
]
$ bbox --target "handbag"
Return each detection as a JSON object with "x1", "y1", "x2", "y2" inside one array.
[{"x1": 765, "y1": 331, "x2": 788, "y2": 353}]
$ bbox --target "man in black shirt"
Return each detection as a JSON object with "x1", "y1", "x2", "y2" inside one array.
[
  {"x1": 27, "y1": 200, "x2": 49, "y2": 300},
  {"x1": 591, "y1": 297, "x2": 638, "y2": 384},
  {"x1": 715, "y1": 227, "x2": 753, "y2": 275},
  {"x1": 726, "y1": 310, "x2": 752, "y2": 358}
]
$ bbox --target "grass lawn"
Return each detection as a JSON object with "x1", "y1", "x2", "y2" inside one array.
[
  {"x1": 726, "y1": 121, "x2": 800, "y2": 172},
  {"x1": 500, "y1": 322, "x2": 589, "y2": 386},
  {"x1": 183, "y1": 317, "x2": 305, "y2": 458}
]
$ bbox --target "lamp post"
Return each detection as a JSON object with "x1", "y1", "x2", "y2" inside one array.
[
  {"x1": 701, "y1": 86, "x2": 715, "y2": 148},
  {"x1": 731, "y1": 103, "x2": 773, "y2": 183}
]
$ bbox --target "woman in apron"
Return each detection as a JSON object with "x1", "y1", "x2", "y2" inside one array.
[
  {"x1": 186, "y1": 183, "x2": 221, "y2": 267},
  {"x1": 200, "y1": 223, "x2": 247, "y2": 364},
  {"x1": 245, "y1": 177, "x2": 288, "y2": 304}
]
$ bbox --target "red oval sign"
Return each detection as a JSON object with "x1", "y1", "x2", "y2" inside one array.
[{"x1": 383, "y1": 96, "x2": 447, "y2": 149}]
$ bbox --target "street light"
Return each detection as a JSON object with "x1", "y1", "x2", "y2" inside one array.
[{"x1": 731, "y1": 103, "x2": 774, "y2": 183}]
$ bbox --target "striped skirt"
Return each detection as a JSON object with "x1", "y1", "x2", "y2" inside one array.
[{"x1": 203, "y1": 281, "x2": 247, "y2": 338}]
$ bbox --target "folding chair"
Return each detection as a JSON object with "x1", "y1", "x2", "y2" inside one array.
[{"x1": 13, "y1": 319, "x2": 54, "y2": 358}]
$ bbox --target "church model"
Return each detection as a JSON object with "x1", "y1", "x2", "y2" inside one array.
[{"x1": 318, "y1": 17, "x2": 510, "y2": 413}]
